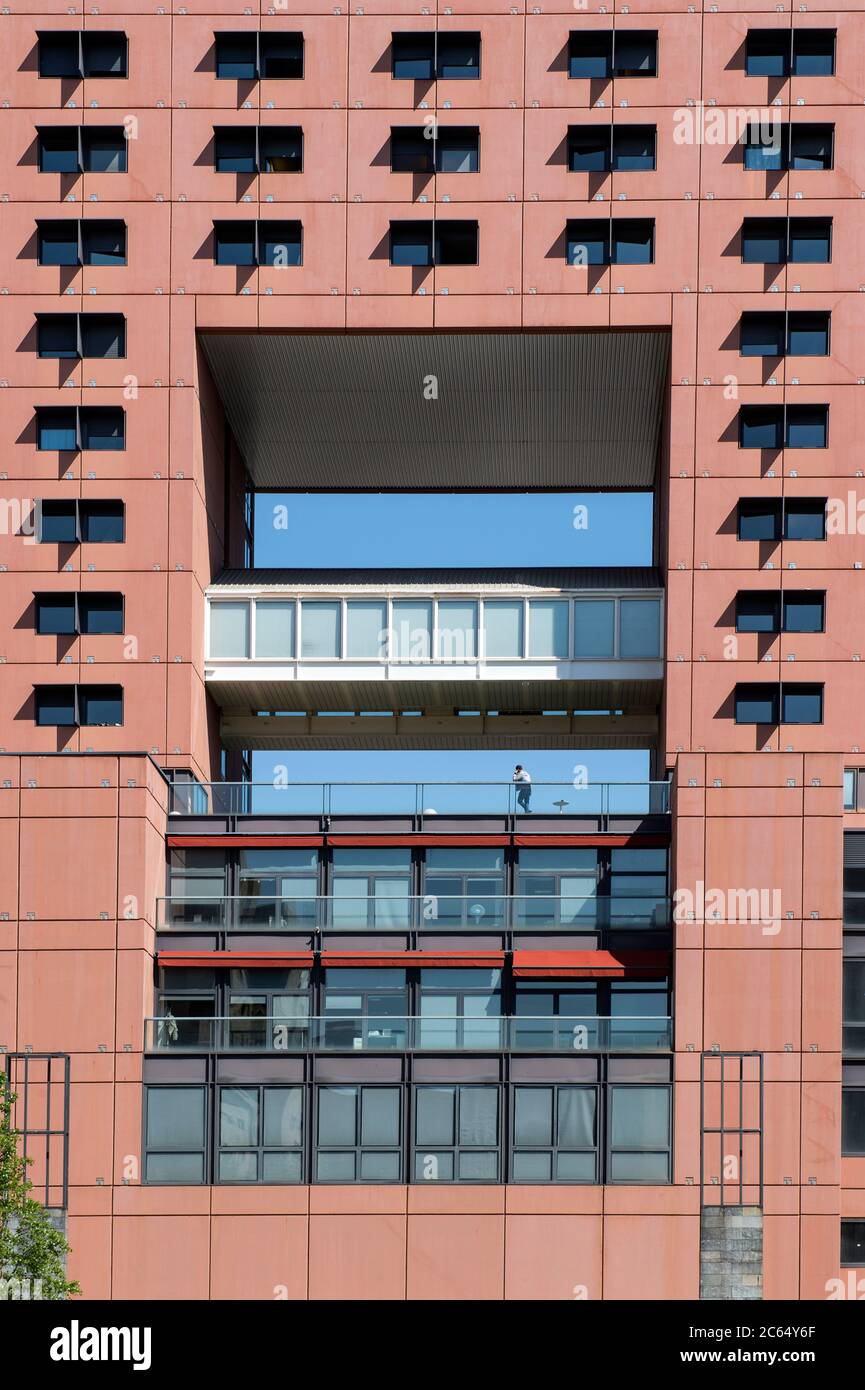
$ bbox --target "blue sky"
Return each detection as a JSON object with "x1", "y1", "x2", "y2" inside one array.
[{"x1": 251, "y1": 491, "x2": 653, "y2": 784}]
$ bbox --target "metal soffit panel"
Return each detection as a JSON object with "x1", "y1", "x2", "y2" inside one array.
[
  {"x1": 208, "y1": 677, "x2": 663, "y2": 711},
  {"x1": 211, "y1": 566, "x2": 662, "y2": 592},
  {"x1": 200, "y1": 330, "x2": 670, "y2": 490}
]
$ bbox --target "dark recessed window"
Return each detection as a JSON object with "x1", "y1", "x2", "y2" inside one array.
[
  {"x1": 35, "y1": 595, "x2": 76, "y2": 636},
  {"x1": 215, "y1": 124, "x2": 303, "y2": 173},
  {"x1": 38, "y1": 31, "x2": 127, "y2": 79},
  {"x1": 789, "y1": 217, "x2": 832, "y2": 263},
  {"x1": 436, "y1": 127, "x2": 479, "y2": 173},
  {"x1": 390, "y1": 127, "x2": 434, "y2": 173},
  {"x1": 212, "y1": 220, "x2": 302, "y2": 266},
  {"x1": 743, "y1": 120, "x2": 785, "y2": 171},
  {"x1": 567, "y1": 125, "x2": 656, "y2": 173},
  {"x1": 745, "y1": 28, "x2": 834, "y2": 78},
  {"x1": 81, "y1": 501, "x2": 125, "y2": 543},
  {"x1": 784, "y1": 498, "x2": 826, "y2": 541},
  {"x1": 841, "y1": 1221, "x2": 865, "y2": 1266},
  {"x1": 782, "y1": 592, "x2": 824, "y2": 633},
  {"x1": 79, "y1": 593, "x2": 124, "y2": 635},
  {"x1": 787, "y1": 312, "x2": 830, "y2": 356},
  {"x1": 259, "y1": 127, "x2": 303, "y2": 173},
  {"x1": 391, "y1": 32, "x2": 480, "y2": 81},
  {"x1": 786, "y1": 405, "x2": 828, "y2": 448},
  {"x1": 38, "y1": 221, "x2": 127, "y2": 267},
  {"x1": 214, "y1": 129, "x2": 256, "y2": 173},
  {"x1": 738, "y1": 405, "x2": 828, "y2": 449},
  {"x1": 35, "y1": 686, "x2": 76, "y2": 726},
  {"x1": 734, "y1": 684, "x2": 778, "y2": 723},
  {"x1": 737, "y1": 498, "x2": 781, "y2": 542},
  {"x1": 37, "y1": 313, "x2": 125, "y2": 359},
  {"x1": 735, "y1": 592, "x2": 780, "y2": 633},
  {"x1": 568, "y1": 31, "x2": 657, "y2": 79},
  {"x1": 37, "y1": 128, "x2": 79, "y2": 174},
  {"x1": 739, "y1": 313, "x2": 785, "y2": 358},
  {"x1": 389, "y1": 220, "x2": 478, "y2": 266},
  {"x1": 789, "y1": 124, "x2": 833, "y2": 170},
  {"x1": 741, "y1": 217, "x2": 786, "y2": 264},
  {"x1": 611, "y1": 218, "x2": 654, "y2": 264},
  {"x1": 566, "y1": 219, "x2": 609, "y2": 266},
  {"x1": 82, "y1": 221, "x2": 126, "y2": 266},
  {"x1": 792, "y1": 29, "x2": 835, "y2": 77},
  {"x1": 37, "y1": 223, "x2": 78, "y2": 266},
  {"x1": 214, "y1": 33, "x2": 304, "y2": 80},
  {"x1": 745, "y1": 30, "x2": 789, "y2": 78},
  {"x1": 37, "y1": 499, "x2": 125, "y2": 544},
  {"x1": 36, "y1": 406, "x2": 125, "y2": 451},
  {"x1": 78, "y1": 685, "x2": 123, "y2": 725},
  {"x1": 780, "y1": 683, "x2": 822, "y2": 724}
]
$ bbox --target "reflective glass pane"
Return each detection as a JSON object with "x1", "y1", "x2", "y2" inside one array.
[
  {"x1": 210, "y1": 601, "x2": 249, "y2": 658},
  {"x1": 300, "y1": 601, "x2": 341, "y2": 658}
]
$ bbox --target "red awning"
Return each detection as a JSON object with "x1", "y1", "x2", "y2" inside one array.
[
  {"x1": 158, "y1": 950, "x2": 314, "y2": 969},
  {"x1": 320, "y1": 951, "x2": 505, "y2": 969},
  {"x1": 511, "y1": 950, "x2": 669, "y2": 979},
  {"x1": 166, "y1": 835, "x2": 323, "y2": 849}
]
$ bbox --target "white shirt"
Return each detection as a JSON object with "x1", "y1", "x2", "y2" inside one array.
[{"x1": 513, "y1": 769, "x2": 531, "y2": 783}]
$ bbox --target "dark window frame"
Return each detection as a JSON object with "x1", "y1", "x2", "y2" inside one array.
[
  {"x1": 737, "y1": 404, "x2": 829, "y2": 450},
  {"x1": 567, "y1": 31, "x2": 658, "y2": 80},
  {"x1": 412, "y1": 1083, "x2": 502, "y2": 1184},
  {"x1": 390, "y1": 31, "x2": 481, "y2": 82},
  {"x1": 565, "y1": 217, "x2": 655, "y2": 266},
  {"x1": 212, "y1": 219, "x2": 303, "y2": 267},
  {"x1": 36, "y1": 499, "x2": 125, "y2": 544},
  {"x1": 216, "y1": 1083, "x2": 306, "y2": 1184},
  {"x1": 212, "y1": 125, "x2": 304, "y2": 174},
  {"x1": 37, "y1": 31, "x2": 128, "y2": 80},
  {"x1": 34, "y1": 683, "x2": 124, "y2": 727},
  {"x1": 388, "y1": 219, "x2": 479, "y2": 267},
  {"x1": 35, "y1": 405, "x2": 126, "y2": 453},
  {"x1": 567, "y1": 124, "x2": 657, "y2": 173},
  {"x1": 738, "y1": 311, "x2": 830, "y2": 359},
  {"x1": 744, "y1": 28, "x2": 836, "y2": 78},
  {"x1": 740, "y1": 216, "x2": 832, "y2": 265},
  {"x1": 214, "y1": 32, "x2": 305, "y2": 81},
  {"x1": 36, "y1": 312, "x2": 126, "y2": 360},
  {"x1": 36, "y1": 219, "x2": 127, "y2": 267},
  {"x1": 314, "y1": 1083, "x2": 404, "y2": 1184},
  {"x1": 733, "y1": 681, "x2": 824, "y2": 726},
  {"x1": 34, "y1": 591, "x2": 124, "y2": 636}
]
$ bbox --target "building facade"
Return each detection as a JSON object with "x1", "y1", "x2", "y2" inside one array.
[{"x1": 0, "y1": 4, "x2": 863, "y2": 1300}]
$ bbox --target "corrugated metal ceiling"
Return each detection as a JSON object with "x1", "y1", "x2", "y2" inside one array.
[
  {"x1": 212, "y1": 566, "x2": 662, "y2": 592},
  {"x1": 200, "y1": 330, "x2": 670, "y2": 490}
]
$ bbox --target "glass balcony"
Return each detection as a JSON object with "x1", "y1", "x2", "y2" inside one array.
[
  {"x1": 167, "y1": 778, "x2": 671, "y2": 819},
  {"x1": 144, "y1": 1014, "x2": 672, "y2": 1054},
  {"x1": 156, "y1": 893, "x2": 671, "y2": 932}
]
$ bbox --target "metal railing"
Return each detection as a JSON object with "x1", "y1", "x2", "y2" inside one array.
[
  {"x1": 145, "y1": 1014, "x2": 673, "y2": 1054},
  {"x1": 167, "y1": 779, "x2": 671, "y2": 819},
  {"x1": 156, "y1": 892, "x2": 671, "y2": 932}
]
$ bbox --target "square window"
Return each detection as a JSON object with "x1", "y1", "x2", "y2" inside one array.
[
  {"x1": 788, "y1": 217, "x2": 831, "y2": 263},
  {"x1": 215, "y1": 34, "x2": 257, "y2": 80},
  {"x1": 37, "y1": 408, "x2": 77, "y2": 451},
  {"x1": 82, "y1": 128, "x2": 127, "y2": 174},
  {"x1": 743, "y1": 124, "x2": 785, "y2": 171},
  {"x1": 260, "y1": 34, "x2": 304, "y2": 80},
  {"x1": 787, "y1": 312, "x2": 829, "y2": 356},
  {"x1": 735, "y1": 591, "x2": 780, "y2": 634},
  {"x1": 568, "y1": 128, "x2": 610, "y2": 173},
  {"x1": 81, "y1": 501, "x2": 124, "y2": 543},
  {"x1": 259, "y1": 127, "x2": 303, "y2": 173},
  {"x1": 739, "y1": 312, "x2": 784, "y2": 358},
  {"x1": 37, "y1": 316, "x2": 78, "y2": 359},
  {"x1": 786, "y1": 405, "x2": 827, "y2": 449},
  {"x1": 781, "y1": 683, "x2": 822, "y2": 724},
  {"x1": 841, "y1": 1220, "x2": 865, "y2": 1266},
  {"x1": 35, "y1": 686, "x2": 76, "y2": 726},
  {"x1": 436, "y1": 127, "x2": 479, "y2": 173},
  {"x1": 792, "y1": 29, "x2": 835, "y2": 77},
  {"x1": 619, "y1": 598, "x2": 661, "y2": 658},
  {"x1": 611, "y1": 218, "x2": 653, "y2": 264},
  {"x1": 81, "y1": 222, "x2": 126, "y2": 266},
  {"x1": 435, "y1": 220, "x2": 477, "y2": 265},
  {"x1": 390, "y1": 221, "x2": 431, "y2": 267},
  {"x1": 38, "y1": 223, "x2": 79, "y2": 267},
  {"x1": 391, "y1": 33, "x2": 434, "y2": 81},
  {"x1": 735, "y1": 683, "x2": 779, "y2": 724},
  {"x1": 79, "y1": 593, "x2": 123, "y2": 635},
  {"x1": 36, "y1": 595, "x2": 76, "y2": 636},
  {"x1": 80, "y1": 314, "x2": 125, "y2": 359},
  {"x1": 739, "y1": 500, "x2": 784, "y2": 542},
  {"x1": 613, "y1": 32, "x2": 656, "y2": 78},
  {"x1": 783, "y1": 499, "x2": 825, "y2": 541},
  {"x1": 566, "y1": 219, "x2": 609, "y2": 266},
  {"x1": 612, "y1": 125, "x2": 656, "y2": 171},
  {"x1": 79, "y1": 407, "x2": 124, "y2": 451},
  {"x1": 39, "y1": 501, "x2": 77, "y2": 543},
  {"x1": 82, "y1": 33, "x2": 127, "y2": 78},
  {"x1": 214, "y1": 221, "x2": 255, "y2": 266},
  {"x1": 745, "y1": 30, "x2": 789, "y2": 78},
  {"x1": 79, "y1": 684, "x2": 123, "y2": 726},
  {"x1": 391, "y1": 127, "x2": 434, "y2": 174},
  {"x1": 739, "y1": 406, "x2": 783, "y2": 450},
  {"x1": 782, "y1": 592, "x2": 824, "y2": 633},
  {"x1": 741, "y1": 218, "x2": 786, "y2": 265},
  {"x1": 789, "y1": 124, "x2": 833, "y2": 171},
  {"x1": 38, "y1": 33, "x2": 80, "y2": 79},
  {"x1": 38, "y1": 129, "x2": 79, "y2": 174},
  {"x1": 569, "y1": 33, "x2": 613, "y2": 80},
  {"x1": 436, "y1": 34, "x2": 480, "y2": 81},
  {"x1": 258, "y1": 221, "x2": 302, "y2": 267},
  {"x1": 214, "y1": 129, "x2": 256, "y2": 173}
]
